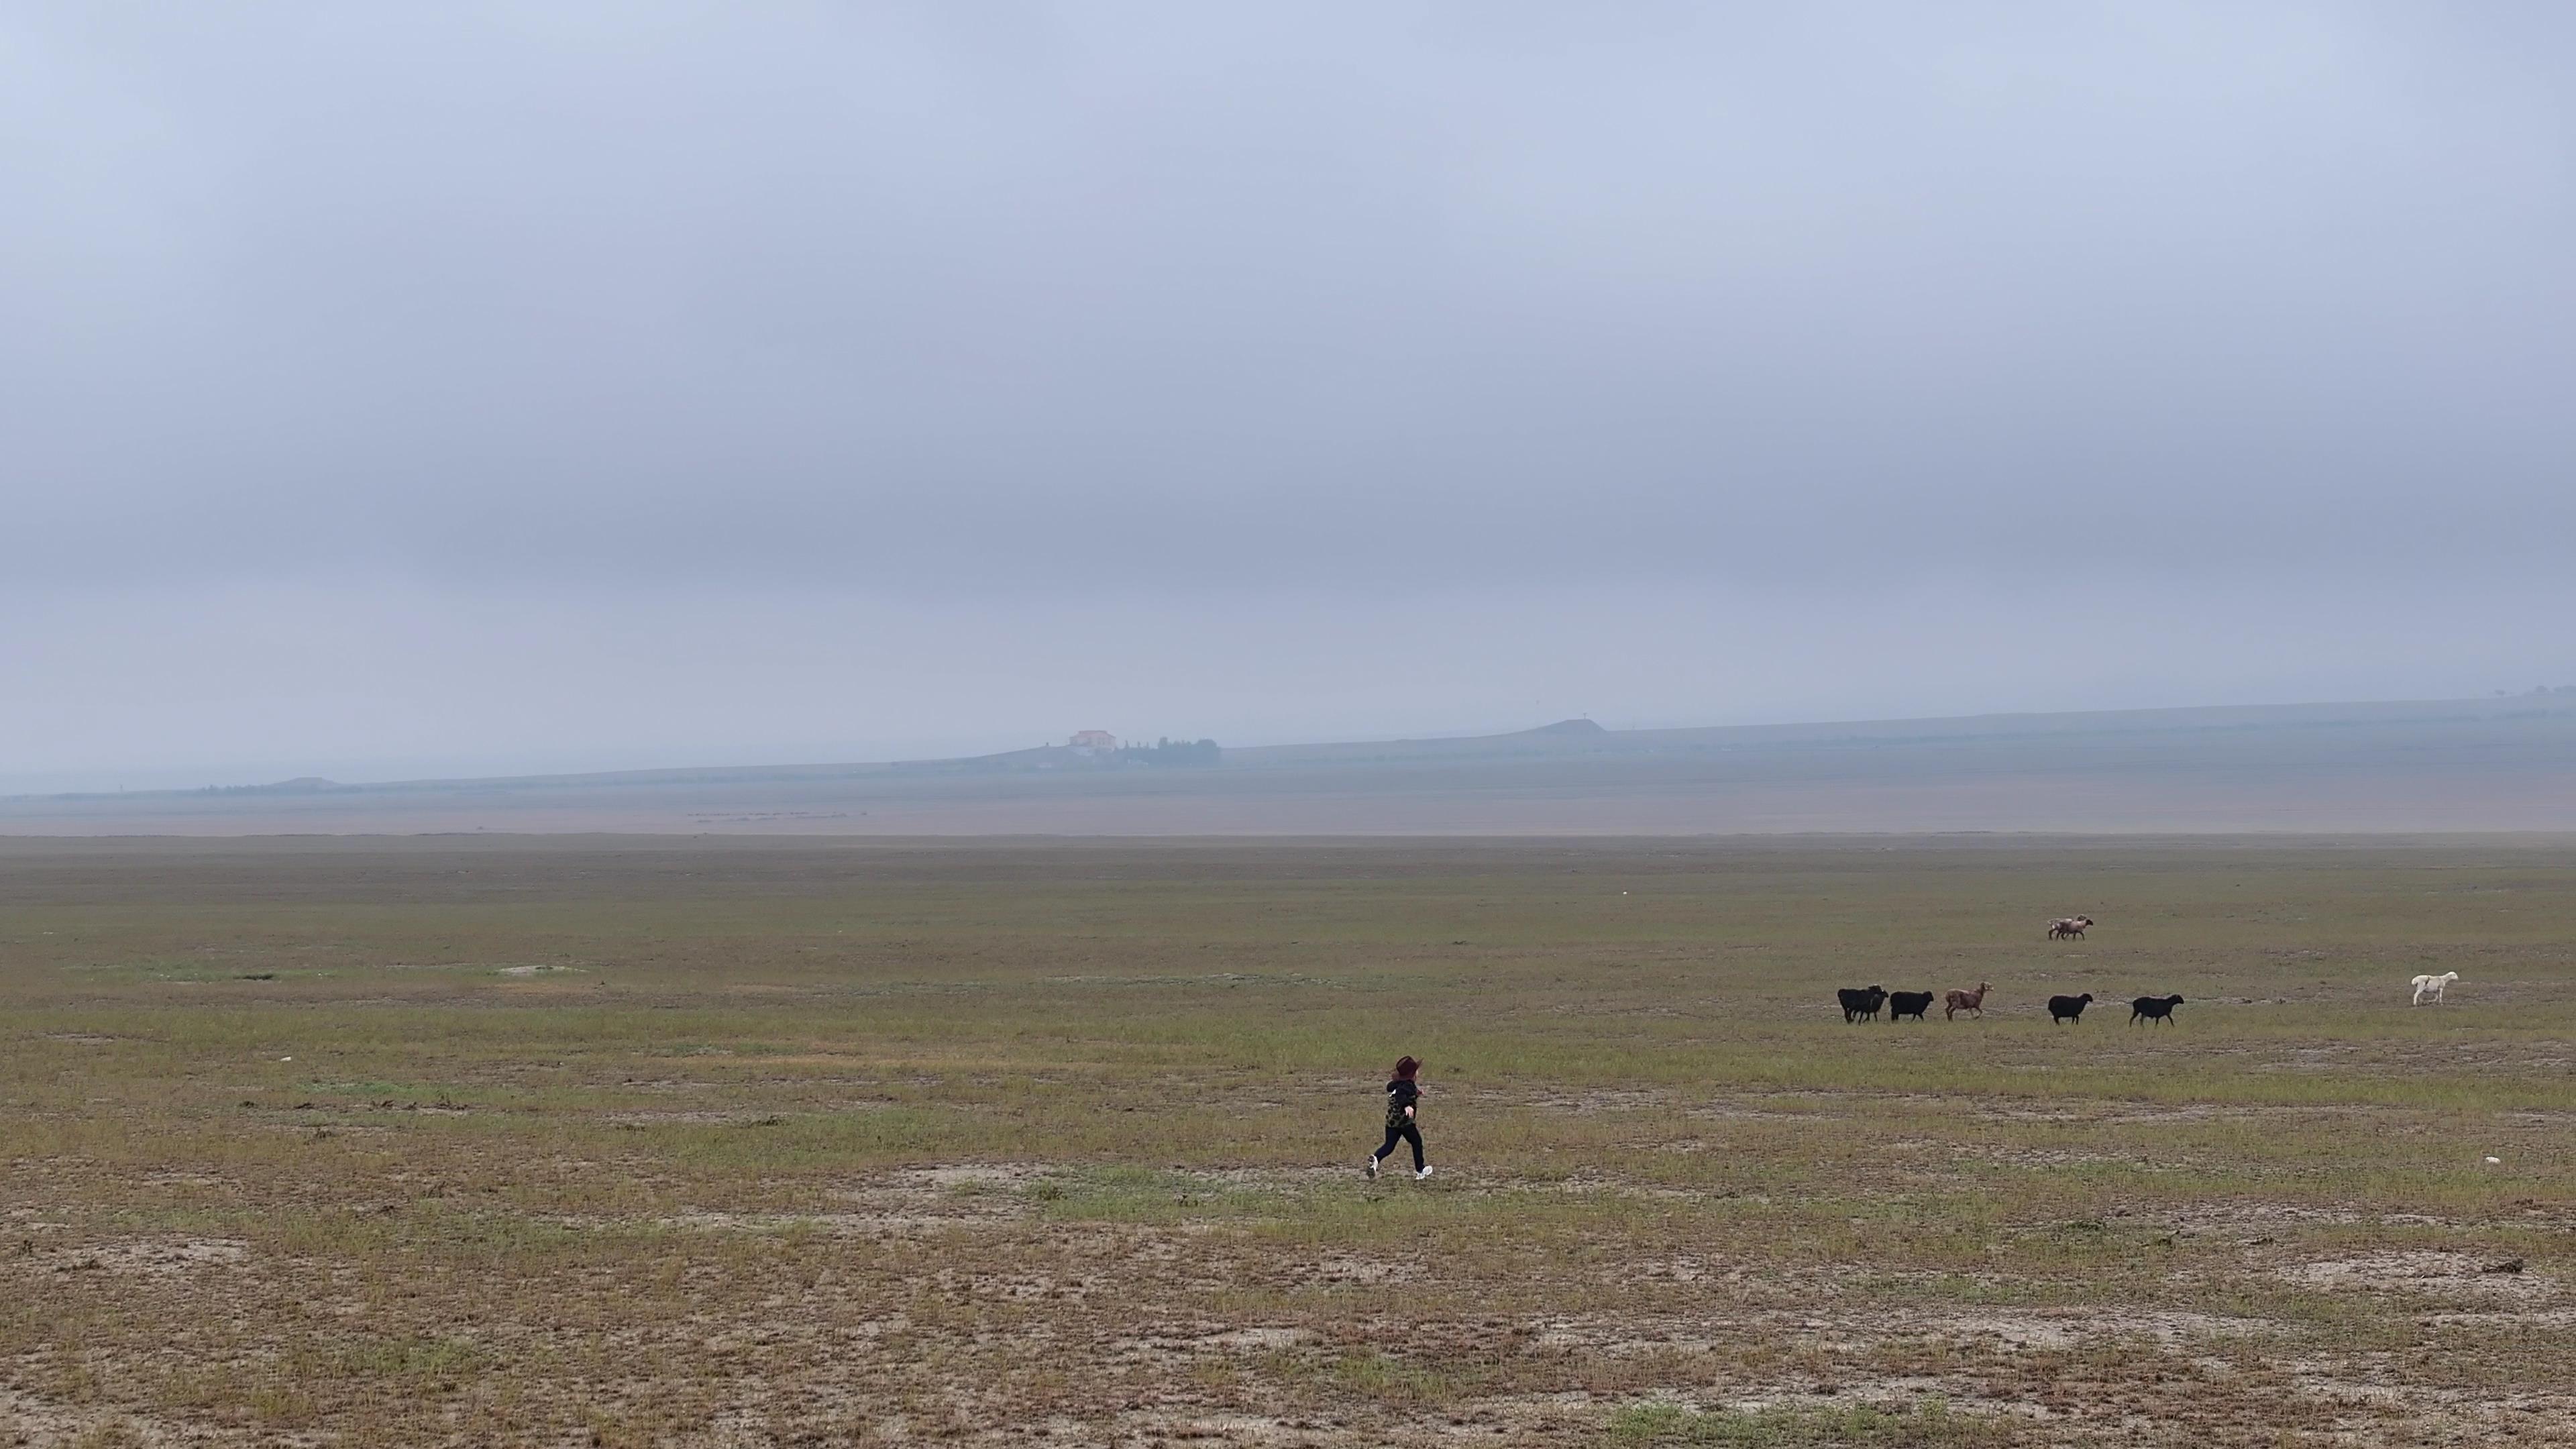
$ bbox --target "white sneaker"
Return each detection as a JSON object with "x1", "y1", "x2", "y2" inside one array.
[
  {"x1": 1364, "y1": 1157, "x2": 1378, "y2": 1179},
  {"x1": 1415, "y1": 1165, "x2": 1434, "y2": 1181}
]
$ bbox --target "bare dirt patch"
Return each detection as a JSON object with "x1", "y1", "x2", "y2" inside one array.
[
  {"x1": 2277, "y1": 1250, "x2": 2560, "y2": 1305},
  {"x1": 43, "y1": 1236, "x2": 249, "y2": 1277}
]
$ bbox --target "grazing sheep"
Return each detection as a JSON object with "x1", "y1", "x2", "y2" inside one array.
[
  {"x1": 2410, "y1": 971, "x2": 2460, "y2": 1006},
  {"x1": 1837, "y1": 985, "x2": 1889, "y2": 1023},
  {"x1": 2047, "y1": 992, "x2": 2094, "y2": 1024},
  {"x1": 2129, "y1": 994, "x2": 2184, "y2": 1026},
  {"x1": 2047, "y1": 916, "x2": 2095, "y2": 941},
  {"x1": 1943, "y1": 981, "x2": 1992, "y2": 1020},
  {"x1": 1887, "y1": 990, "x2": 1935, "y2": 1022}
]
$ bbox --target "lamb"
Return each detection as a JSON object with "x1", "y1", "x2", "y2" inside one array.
[
  {"x1": 2047, "y1": 992, "x2": 2094, "y2": 1023},
  {"x1": 2410, "y1": 971, "x2": 2460, "y2": 1006},
  {"x1": 1837, "y1": 985, "x2": 1888, "y2": 1023},
  {"x1": 2129, "y1": 994, "x2": 2184, "y2": 1026},
  {"x1": 1943, "y1": 981, "x2": 1991, "y2": 1020},
  {"x1": 1887, "y1": 990, "x2": 1935, "y2": 1022},
  {"x1": 2047, "y1": 916, "x2": 2095, "y2": 940}
]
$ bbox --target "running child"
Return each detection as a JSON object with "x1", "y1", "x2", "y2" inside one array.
[{"x1": 1365, "y1": 1055, "x2": 1432, "y2": 1181}]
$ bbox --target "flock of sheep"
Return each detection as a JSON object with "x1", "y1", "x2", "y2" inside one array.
[
  {"x1": 1835, "y1": 981, "x2": 2186, "y2": 1026},
  {"x1": 1830, "y1": 919, "x2": 2469, "y2": 1028}
]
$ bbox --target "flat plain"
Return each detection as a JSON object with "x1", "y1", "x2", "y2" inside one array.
[
  {"x1": 11, "y1": 699, "x2": 2576, "y2": 837},
  {"x1": 5, "y1": 835, "x2": 2573, "y2": 1447}
]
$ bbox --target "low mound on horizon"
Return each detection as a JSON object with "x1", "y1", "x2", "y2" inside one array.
[{"x1": 7, "y1": 694, "x2": 2576, "y2": 836}]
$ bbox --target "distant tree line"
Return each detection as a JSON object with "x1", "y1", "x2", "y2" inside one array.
[
  {"x1": 199, "y1": 776, "x2": 337, "y2": 796},
  {"x1": 1118, "y1": 737, "x2": 1222, "y2": 767}
]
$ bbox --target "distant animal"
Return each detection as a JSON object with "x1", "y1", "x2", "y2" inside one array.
[
  {"x1": 1887, "y1": 990, "x2": 1935, "y2": 1022},
  {"x1": 2129, "y1": 994, "x2": 2184, "y2": 1026},
  {"x1": 1837, "y1": 985, "x2": 1889, "y2": 1023},
  {"x1": 2047, "y1": 916, "x2": 2095, "y2": 940},
  {"x1": 2047, "y1": 992, "x2": 2094, "y2": 1024},
  {"x1": 2410, "y1": 971, "x2": 2460, "y2": 1006},
  {"x1": 1943, "y1": 981, "x2": 1991, "y2": 1020}
]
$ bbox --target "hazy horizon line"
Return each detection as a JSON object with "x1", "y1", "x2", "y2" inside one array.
[{"x1": 13, "y1": 686, "x2": 2569, "y2": 802}]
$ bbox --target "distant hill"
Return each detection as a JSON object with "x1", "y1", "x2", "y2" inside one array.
[
  {"x1": 1223, "y1": 697, "x2": 2576, "y2": 769},
  {"x1": 7, "y1": 694, "x2": 2576, "y2": 835}
]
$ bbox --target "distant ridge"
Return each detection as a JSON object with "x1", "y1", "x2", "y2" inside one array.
[
  {"x1": 7, "y1": 694, "x2": 2571, "y2": 802},
  {"x1": 1208, "y1": 695, "x2": 2576, "y2": 771},
  {"x1": 7, "y1": 692, "x2": 2576, "y2": 836}
]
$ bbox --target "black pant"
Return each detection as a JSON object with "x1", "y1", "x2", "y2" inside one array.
[{"x1": 1375, "y1": 1120, "x2": 1424, "y2": 1170}]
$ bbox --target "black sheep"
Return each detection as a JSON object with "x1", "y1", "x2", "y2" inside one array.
[
  {"x1": 2129, "y1": 994, "x2": 2184, "y2": 1026},
  {"x1": 1887, "y1": 990, "x2": 1935, "y2": 1022},
  {"x1": 1836, "y1": 985, "x2": 1888, "y2": 1023},
  {"x1": 2047, "y1": 993, "x2": 2093, "y2": 1024}
]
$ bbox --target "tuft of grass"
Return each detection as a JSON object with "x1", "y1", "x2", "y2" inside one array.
[
  {"x1": 1332, "y1": 1349, "x2": 1450, "y2": 1401},
  {"x1": 1608, "y1": 1399, "x2": 2006, "y2": 1446},
  {"x1": 1021, "y1": 1165, "x2": 1292, "y2": 1222}
]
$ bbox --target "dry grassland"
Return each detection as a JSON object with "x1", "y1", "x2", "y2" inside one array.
[{"x1": 5, "y1": 836, "x2": 2574, "y2": 1446}]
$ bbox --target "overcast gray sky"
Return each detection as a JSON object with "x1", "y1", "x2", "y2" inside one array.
[{"x1": 5, "y1": 3, "x2": 2571, "y2": 790}]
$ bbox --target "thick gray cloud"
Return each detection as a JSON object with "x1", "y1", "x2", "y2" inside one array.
[{"x1": 4, "y1": 3, "x2": 2572, "y2": 788}]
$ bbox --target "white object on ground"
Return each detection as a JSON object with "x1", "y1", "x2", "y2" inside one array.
[{"x1": 2411, "y1": 971, "x2": 2460, "y2": 1005}]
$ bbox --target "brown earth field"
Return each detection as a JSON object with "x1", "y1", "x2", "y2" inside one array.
[{"x1": 5, "y1": 835, "x2": 2575, "y2": 1446}]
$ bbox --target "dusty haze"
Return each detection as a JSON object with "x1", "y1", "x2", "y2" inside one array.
[{"x1": 5, "y1": 5, "x2": 2572, "y2": 793}]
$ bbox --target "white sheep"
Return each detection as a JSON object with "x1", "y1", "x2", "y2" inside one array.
[{"x1": 2410, "y1": 971, "x2": 2460, "y2": 1006}]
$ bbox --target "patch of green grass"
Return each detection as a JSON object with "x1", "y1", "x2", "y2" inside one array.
[
  {"x1": 1608, "y1": 1399, "x2": 2005, "y2": 1446},
  {"x1": 1331, "y1": 1348, "x2": 1452, "y2": 1399},
  {"x1": 7, "y1": 837, "x2": 2576, "y2": 1443},
  {"x1": 1022, "y1": 1165, "x2": 1293, "y2": 1222}
]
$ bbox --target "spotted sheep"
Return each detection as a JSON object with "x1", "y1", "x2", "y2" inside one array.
[{"x1": 1943, "y1": 981, "x2": 1991, "y2": 1020}]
